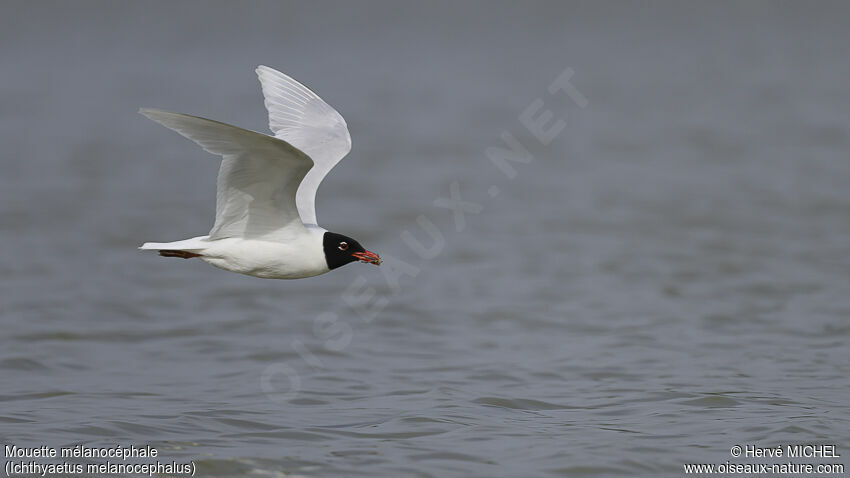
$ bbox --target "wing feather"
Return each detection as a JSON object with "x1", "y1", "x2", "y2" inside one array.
[
  {"x1": 255, "y1": 66, "x2": 352, "y2": 226},
  {"x1": 140, "y1": 108, "x2": 313, "y2": 240}
]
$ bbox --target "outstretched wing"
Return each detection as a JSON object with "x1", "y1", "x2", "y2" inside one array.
[
  {"x1": 255, "y1": 65, "x2": 352, "y2": 226},
  {"x1": 140, "y1": 108, "x2": 313, "y2": 241}
]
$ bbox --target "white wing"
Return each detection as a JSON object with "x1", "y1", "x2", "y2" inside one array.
[
  {"x1": 140, "y1": 108, "x2": 313, "y2": 241},
  {"x1": 255, "y1": 65, "x2": 352, "y2": 226}
]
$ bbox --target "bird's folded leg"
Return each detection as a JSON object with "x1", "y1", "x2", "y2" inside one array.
[{"x1": 158, "y1": 250, "x2": 203, "y2": 259}]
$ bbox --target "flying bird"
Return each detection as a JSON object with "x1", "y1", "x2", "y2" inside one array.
[{"x1": 139, "y1": 66, "x2": 381, "y2": 279}]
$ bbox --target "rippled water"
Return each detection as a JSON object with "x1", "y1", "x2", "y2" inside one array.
[{"x1": 2, "y1": 2, "x2": 849, "y2": 476}]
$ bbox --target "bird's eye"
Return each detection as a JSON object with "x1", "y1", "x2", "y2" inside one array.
[{"x1": 338, "y1": 242, "x2": 348, "y2": 251}]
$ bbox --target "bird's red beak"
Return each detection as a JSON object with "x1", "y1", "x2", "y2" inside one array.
[{"x1": 352, "y1": 250, "x2": 382, "y2": 266}]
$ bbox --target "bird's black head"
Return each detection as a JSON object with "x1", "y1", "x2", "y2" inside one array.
[{"x1": 322, "y1": 231, "x2": 382, "y2": 270}]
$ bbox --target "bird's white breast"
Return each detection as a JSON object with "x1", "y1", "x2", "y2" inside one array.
[{"x1": 199, "y1": 230, "x2": 328, "y2": 279}]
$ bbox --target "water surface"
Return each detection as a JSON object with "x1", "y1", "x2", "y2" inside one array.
[{"x1": 1, "y1": 2, "x2": 849, "y2": 476}]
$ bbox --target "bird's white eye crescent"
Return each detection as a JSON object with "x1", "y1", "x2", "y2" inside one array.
[{"x1": 338, "y1": 242, "x2": 348, "y2": 251}]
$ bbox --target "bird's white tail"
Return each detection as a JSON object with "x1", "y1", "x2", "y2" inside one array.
[{"x1": 139, "y1": 236, "x2": 210, "y2": 258}]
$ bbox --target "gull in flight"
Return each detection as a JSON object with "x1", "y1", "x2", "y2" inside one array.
[{"x1": 139, "y1": 66, "x2": 381, "y2": 279}]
